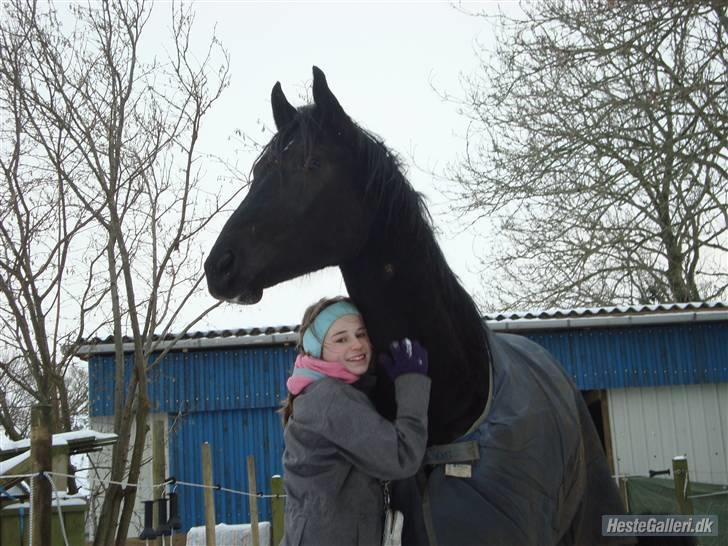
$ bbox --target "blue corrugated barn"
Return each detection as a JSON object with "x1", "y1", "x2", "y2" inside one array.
[{"x1": 84, "y1": 302, "x2": 728, "y2": 535}]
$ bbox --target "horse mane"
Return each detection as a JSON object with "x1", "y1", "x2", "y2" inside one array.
[
  {"x1": 343, "y1": 112, "x2": 492, "y2": 432},
  {"x1": 350, "y1": 115, "x2": 486, "y2": 333}
]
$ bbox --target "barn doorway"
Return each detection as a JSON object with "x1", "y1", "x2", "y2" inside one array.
[{"x1": 582, "y1": 389, "x2": 615, "y2": 474}]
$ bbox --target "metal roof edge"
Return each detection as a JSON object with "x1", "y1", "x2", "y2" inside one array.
[
  {"x1": 77, "y1": 309, "x2": 728, "y2": 356},
  {"x1": 76, "y1": 331, "x2": 299, "y2": 357},
  {"x1": 485, "y1": 309, "x2": 728, "y2": 332},
  {"x1": 483, "y1": 301, "x2": 727, "y2": 321}
]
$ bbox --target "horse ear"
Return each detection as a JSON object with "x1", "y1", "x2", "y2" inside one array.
[
  {"x1": 312, "y1": 66, "x2": 348, "y2": 128},
  {"x1": 271, "y1": 82, "x2": 297, "y2": 130}
]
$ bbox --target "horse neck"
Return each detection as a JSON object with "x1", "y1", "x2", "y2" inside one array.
[{"x1": 340, "y1": 215, "x2": 491, "y2": 444}]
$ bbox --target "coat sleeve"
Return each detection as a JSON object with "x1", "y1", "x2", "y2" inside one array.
[{"x1": 313, "y1": 374, "x2": 431, "y2": 481}]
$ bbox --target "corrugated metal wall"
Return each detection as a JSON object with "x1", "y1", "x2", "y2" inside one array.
[
  {"x1": 88, "y1": 344, "x2": 296, "y2": 533},
  {"x1": 608, "y1": 383, "x2": 728, "y2": 485},
  {"x1": 527, "y1": 322, "x2": 728, "y2": 389},
  {"x1": 169, "y1": 408, "x2": 285, "y2": 528},
  {"x1": 90, "y1": 345, "x2": 296, "y2": 416}
]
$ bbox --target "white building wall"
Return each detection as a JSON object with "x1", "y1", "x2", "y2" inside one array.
[
  {"x1": 608, "y1": 383, "x2": 728, "y2": 485},
  {"x1": 86, "y1": 413, "x2": 167, "y2": 540}
]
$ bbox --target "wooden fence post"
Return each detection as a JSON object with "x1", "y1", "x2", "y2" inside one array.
[
  {"x1": 247, "y1": 455, "x2": 260, "y2": 546},
  {"x1": 672, "y1": 455, "x2": 693, "y2": 515},
  {"x1": 202, "y1": 442, "x2": 216, "y2": 546},
  {"x1": 50, "y1": 444, "x2": 69, "y2": 492},
  {"x1": 619, "y1": 477, "x2": 630, "y2": 513},
  {"x1": 271, "y1": 474, "x2": 284, "y2": 546},
  {"x1": 30, "y1": 404, "x2": 52, "y2": 546},
  {"x1": 152, "y1": 417, "x2": 167, "y2": 544}
]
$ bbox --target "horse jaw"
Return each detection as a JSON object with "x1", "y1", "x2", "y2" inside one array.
[
  {"x1": 209, "y1": 289, "x2": 263, "y2": 306},
  {"x1": 206, "y1": 271, "x2": 264, "y2": 305},
  {"x1": 234, "y1": 288, "x2": 264, "y2": 305}
]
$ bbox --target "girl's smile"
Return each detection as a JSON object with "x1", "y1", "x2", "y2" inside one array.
[{"x1": 321, "y1": 314, "x2": 372, "y2": 376}]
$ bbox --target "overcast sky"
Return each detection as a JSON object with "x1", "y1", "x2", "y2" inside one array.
[{"x1": 161, "y1": 1, "x2": 519, "y2": 330}]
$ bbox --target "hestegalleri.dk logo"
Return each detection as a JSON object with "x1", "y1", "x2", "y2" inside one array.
[{"x1": 602, "y1": 515, "x2": 718, "y2": 536}]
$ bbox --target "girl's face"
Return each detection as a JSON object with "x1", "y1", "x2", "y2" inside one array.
[{"x1": 321, "y1": 314, "x2": 371, "y2": 376}]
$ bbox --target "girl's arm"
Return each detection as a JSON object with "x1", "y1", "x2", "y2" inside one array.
[{"x1": 314, "y1": 374, "x2": 430, "y2": 480}]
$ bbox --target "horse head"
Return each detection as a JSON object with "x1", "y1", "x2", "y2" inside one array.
[{"x1": 204, "y1": 67, "x2": 370, "y2": 303}]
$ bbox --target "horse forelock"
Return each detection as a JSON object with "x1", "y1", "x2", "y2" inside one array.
[{"x1": 250, "y1": 106, "x2": 322, "y2": 180}]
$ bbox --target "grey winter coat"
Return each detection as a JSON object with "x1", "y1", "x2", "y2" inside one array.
[{"x1": 281, "y1": 373, "x2": 431, "y2": 546}]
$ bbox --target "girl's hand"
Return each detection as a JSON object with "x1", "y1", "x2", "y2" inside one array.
[{"x1": 379, "y1": 338, "x2": 428, "y2": 380}]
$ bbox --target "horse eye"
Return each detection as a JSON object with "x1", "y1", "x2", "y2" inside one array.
[{"x1": 305, "y1": 157, "x2": 320, "y2": 171}]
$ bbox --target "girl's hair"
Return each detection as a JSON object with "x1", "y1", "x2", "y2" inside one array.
[{"x1": 280, "y1": 296, "x2": 355, "y2": 426}]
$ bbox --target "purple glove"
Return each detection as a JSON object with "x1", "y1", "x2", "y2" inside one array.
[{"x1": 379, "y1": 339, "x2": 428, "y2": 380}]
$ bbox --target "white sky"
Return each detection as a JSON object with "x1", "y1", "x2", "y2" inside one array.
[{"x1": 155, "y1": 1, "x2": 520, "y2": 330}]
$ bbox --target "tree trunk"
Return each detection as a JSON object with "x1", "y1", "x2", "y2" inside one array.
[{"x1": 115, "y1": 361, "x2": 150, "y2": 544}]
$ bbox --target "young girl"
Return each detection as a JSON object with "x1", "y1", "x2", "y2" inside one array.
[{"x1": 281, "y1": 296, "x2": 430, "y2": 546}]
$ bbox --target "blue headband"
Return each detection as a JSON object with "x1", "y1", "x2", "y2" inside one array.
[{"x1": 302, "y1": 301, "x2": 362, "y2": 358}]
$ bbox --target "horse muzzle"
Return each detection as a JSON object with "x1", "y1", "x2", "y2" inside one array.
[{"x1": 204, "y1": 248, "x2": 264, "y2": 304}]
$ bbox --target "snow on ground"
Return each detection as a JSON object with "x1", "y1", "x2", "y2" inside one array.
[{"x1": 0, "y1": 430, "x2": 117, "y2": 453}]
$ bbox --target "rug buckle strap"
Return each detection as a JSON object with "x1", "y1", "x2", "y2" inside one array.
[{"x1": 423, "y1": 440, "x2": 480, "y2": 466}]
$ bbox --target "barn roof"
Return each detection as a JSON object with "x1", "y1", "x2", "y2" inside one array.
[{"x1": 77, "y1": 301, "x2": 728, "y2": 357}]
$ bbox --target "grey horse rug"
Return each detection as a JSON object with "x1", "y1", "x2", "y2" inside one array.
[{"x1": 392, "y1": 330, "x2": 634, "y2": 546}]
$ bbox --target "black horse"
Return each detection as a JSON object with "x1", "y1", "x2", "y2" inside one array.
[{"x1": 205, "y1": 67, "x2": 629, "y2": 546}]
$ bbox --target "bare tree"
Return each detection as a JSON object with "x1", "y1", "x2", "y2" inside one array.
[
  {"x1": 0, "y1": 355, "x2": 32, "y2": 441},
  {"x1": 452, "y1": 0, "x2": 727, "y2": 309},
  {"x1": 1, "y1": 0, "x2": 240, "y2": 543},
  {"x1": 0, "y1": 0, "x2": 106, "y2": 439},
  {"x1": 0, "y1": 352, "x2": 87, "y2": 441}
]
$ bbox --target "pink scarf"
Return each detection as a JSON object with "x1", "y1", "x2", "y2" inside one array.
[{"x1": 286, "y1": 354, "x2": 360, "y2": 395}]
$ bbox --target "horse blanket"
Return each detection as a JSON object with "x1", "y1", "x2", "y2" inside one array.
[{"x1": 393, "y1": 330, "x2": 633, "y2": 546}]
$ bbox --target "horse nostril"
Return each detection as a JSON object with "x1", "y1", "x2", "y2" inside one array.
[{"x1": 217, "y1": 251, "x2": 235, "y2": 277}]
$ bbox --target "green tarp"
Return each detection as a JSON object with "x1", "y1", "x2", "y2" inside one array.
[{"x1": 626, "y1": 476, "x2": 727, "y2": 546}]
